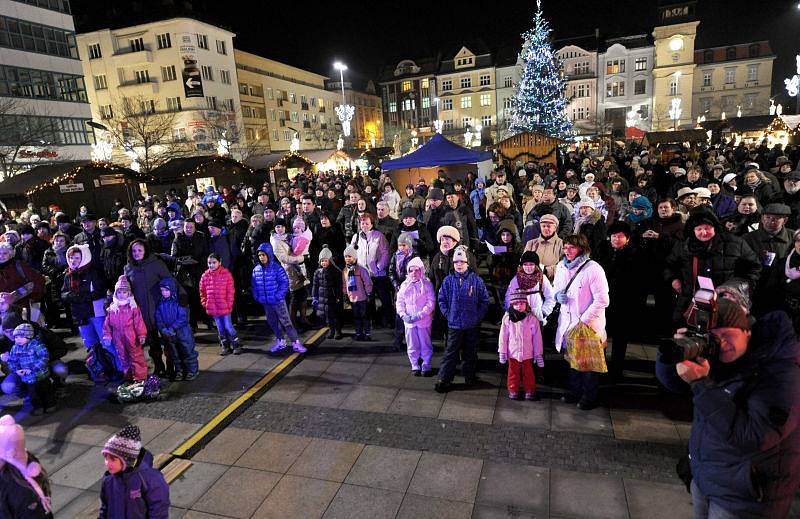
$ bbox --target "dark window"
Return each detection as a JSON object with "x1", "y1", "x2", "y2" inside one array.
[
  {"x1": 0, "y1": 15, "x2": 77, "y2": 58},
  {"x1": 703, "y1": 50, "x2": 713, "y2": 63},
  {"x1": 726, "y1": 47, "x2": 737, "y2": 60},
  {"x1": 748, "y1": 44, "x2": 760, "y2": 58}
]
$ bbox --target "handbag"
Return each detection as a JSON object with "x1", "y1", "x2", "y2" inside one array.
[{"x1": 549, "y1": 259, "x2": 591, "y2": 321}]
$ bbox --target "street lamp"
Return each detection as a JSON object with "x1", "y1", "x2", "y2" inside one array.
[
  {"x1": 433, "y1": 97, "x2": 443, "y2": 134},
  {"x1": 410, "y1": 129, "x2": 418, "y2": 149},
  {"x1": 333, "y1": 61, "x2": 355, "y2": 138},
  {"x1": 464, "y1": 125, "x2": 473, "y2": 147}
]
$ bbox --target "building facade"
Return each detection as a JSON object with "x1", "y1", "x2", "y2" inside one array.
[
  {"x1": 77, "y1": 18, "x2": 241, "y2": 160},
  {"x1": 494, "y1": 47, "x2": 521, "y2": 142},
  {"x1": 0, "y1": 0, "x2": 94, "y2": 175},
  {"x1": 557, "y1": 38, "x2": 599, "y2": 137},
  {"x1": 378, "y1": 57, "x2": 438, "y2": 144},
  {"x1": 325, "y1": 79, "x2": 383, "y2": 148},
  {"x1": 597, "y1": 35, "x2": 655, "y2": 135},
  {"x1": 692, "y1": 41, "x2": 774, "y2": 121}
]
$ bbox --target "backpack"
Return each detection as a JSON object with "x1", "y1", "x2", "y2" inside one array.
[
  {"x1": 85, "y1": 343, "x2": 116, "y2": 382},
  {"x1": 116, "y1": 375, "x2": 162, "y2": 403}
]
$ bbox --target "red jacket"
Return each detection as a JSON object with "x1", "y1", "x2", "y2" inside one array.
[{"x1": 199, "y1": 266, "x2": 234, "y2": 317}]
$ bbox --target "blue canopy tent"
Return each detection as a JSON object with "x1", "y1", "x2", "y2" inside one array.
[{"x1": 380, "y1": 134, "x2": 494, "y2": 187}]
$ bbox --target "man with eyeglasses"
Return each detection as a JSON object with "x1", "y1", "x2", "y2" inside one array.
[{"x1": 744, "y1": 203, "x2": 794, "y2": 315}]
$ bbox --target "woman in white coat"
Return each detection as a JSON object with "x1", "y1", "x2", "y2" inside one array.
[{"x1": 552, "y1": 233, "x2": 609, "y2": 410}]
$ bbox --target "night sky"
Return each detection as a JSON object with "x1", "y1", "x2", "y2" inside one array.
[{"x1": 71, "y1": 0, "x2": 799, "y2": 109}]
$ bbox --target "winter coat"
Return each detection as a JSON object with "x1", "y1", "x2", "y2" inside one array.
[
  {"x1": 41, "y1": 247, "x2": 68, "y2": 302},
  {"x1": 124, "y1": 246, "x2": 172, "y2": 331},
  {"x1": 208, "y1": 232, "x2": 235, "y2": 270},
  {"x1": 745, "y1": 226, "x2": 794, "y2": 314},
  {"x1": 396, "y1": 269, "x2": 435, "y2": 329},
  {"x1": 312, "y1": 264, "x2": 343, "y2": 318},
  {"x1": 61, "y1": 247, "x2": 106, "y2": 325},
  {"x1": 524, "y1": 234, "x2": 563, "y2": 282},
  {"x1": 99, "y1": 448, "x2": 169, "y2": 519},
  {"x1": 388, "y1": 250, "x2": 415, "y2": 289},
  {"x1": 0, "y1": 457, "x2": 52, "y2": 519},
  {"x1": 504, "y1": 274, "x2": 556, "y2": 322},
  {"x1": 389, "y1": 221, "x2": 434, "y2": 259},
  {"x1": 315, "y1": 224, "x2": 346, "y2": 265},
  {"x1": 656, "y1": 311, "x2": 800, "y2": 518},
  {"x1": 99, "y1": 236, "x2": 126, "y2": 286},
  {"x1": 711, "y1": 193, "x2": 738, "y2": 220},
  {"x1": 437, "y1": 269, "x2": 489, "y2": 330},
  {"x1": 270, "y1": 233, "x2": 307, "y2": 290},
  {"x1": 72, "y1": 228, "x2": 103, "y2": 266},
  {"x1": 499, "y1": 312, "x2": 543, "y2": 362},
  {"x1": 533, "y1": 200, "x2": 573, "y2": 239},
  {"x1": 469, "y1": 187, "x2": 485, "y2": 220},
  {"x1": 154, "y1": 277, "x2": 194, "y2": 348},
  {"x1": 351, "y1": 229, "x2": 389, "y2": 278},
  {"x1": 199, "y1": 265, "x2": 234, "y2": 317},
  {"x1": 170, "y1": 231, "x2": 208, "y2": 280},
  {"x1": 376, "y1": 216, "x2": 399, "y2": 244},
  {"x1": 574, "y1": 209, "x2": 607, "y2": 255},
  {"x1": 490, "y1": 221, "x2": 523, "y2": 287},
  {"x1": 0, "y1": 257, "x2": 45, "y2": 307},
  {"x1": 7, "y1": 337, "x2": 49, "y2": 384},
  {"x1": 251, "y1": 242, "x2": 289, "y2": 305},
  {"x1": 102, "y1": 300, "x2": 147, "y2": 379},
  {"x1": 441, "y1": 201, "x2": 478, "y2": 249},
  {"x1": 342, "y1": 263, "x2": 372, "y2": 302},
  {"x1": 595, "y1": 242, "x2": 647, "y2": 333},
  {"x1": 552, "y1": 257, "x2": 610, "y2": 351},
  {"x1": 146, "y1": 231, "x2": 172, "y2": 256},
  {"x1": 430, "y1": 247, "x2": 478, "y2": 292}
]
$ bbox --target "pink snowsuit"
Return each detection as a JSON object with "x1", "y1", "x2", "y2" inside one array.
[
  {"x1": 103, "y1": 300, "x2": 148, "y2": 381},
  {"x1": 395, "y1": 257, "x2": 435, "y2": 371}
]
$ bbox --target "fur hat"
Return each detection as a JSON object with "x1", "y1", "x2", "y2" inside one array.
[
  {"x1": 102, "y1": 424, "x2": 142, "y2": 471},
  {"x1": 436, "y1": 225, "x2": 461, "y2": 243},
  {"x1": 452, "y1": 245, "x2": 469, "y2": 264},
  {"x1": 344, "y1": 244, "x2": 357, "y2": 258},
  {"x1": 12, "y1": 323, "x2": 34, "y2": 339},
  {"x1": 539, "y1": 214, "x2": 559, "y2": 227},
  {"x1": 318, "y1": 245, "x2": 333, "y2": 263},
  {"x1": 0, "y1": 415, "x2": 50, "y2": 513},
  {"x1": 397, "y1": 232, "x2": 415, "y2": 247}
]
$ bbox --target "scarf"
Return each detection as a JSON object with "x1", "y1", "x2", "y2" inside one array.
[
  {"x1": 68, "y1": 263, "x2": 91, "y2": 293},
  {"x1": 563, "y1": 254, "x2": 589, "y2": 270},
  {"x1": 786, "y1": 249, "x2": 800, "y2": 280},
  {"x1": 508, "y1": 307, "x2": 528, "y2": 323},
  {"x1": 516, "y1": 265, "x2": 542, "y2": 292},
  {"x1": 52, "y1": 246, "x2": 67, "y2": 265},
  {"x1": 109, "y1": 293, "x2": 137, "y2": 313}
]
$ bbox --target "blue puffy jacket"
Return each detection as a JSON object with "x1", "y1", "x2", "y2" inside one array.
[
  {"x1": 656, "y1": 311, "x2": 800, "y2": 517},
  {"x1": 437, "y1": 269, "x2": 489, "y2": 330},
  {"x1": 99, "y1": 449, "x2": 169, "y2": 519},
  {"x1": 251, "y1": 242, "x2": 289, "y2": 305},
  {"x1": 154, "y1": 277, "x2": 194, "y2": 348}
]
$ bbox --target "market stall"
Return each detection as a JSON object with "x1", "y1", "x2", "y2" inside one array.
[
  {"x1": 147, "y1": 156, "x2": 253, "y2": 196},
  {"x1": 495, "y1": 131, "x2": 563, "y2": 169}
]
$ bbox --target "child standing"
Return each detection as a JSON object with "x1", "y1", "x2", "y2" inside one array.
[
  {"x1": 395, "y1": 257, "x2": 435, "y2": 376},
  {"x1": 342, "y1": 244, "x2": 373, "y2": 341},
  {"x1": 435, "y1": 246, "x2": 489, "y2": 393},
  {"x1": 100, "y1": 425, "x2": 169, "y2": 519},
  {"x1": 504, "y1": 251, "x2": 556, "y2": 322},
  {"x1": 4, "y1": 323, "x2": 56, "y2": 415},
  {"x1": 199, "y1": 253, "x2": 240, "y2": 356},
  {"x1": 389, "y1": 233, "x2": 418, "y2": 351},
  {"x1": 102, "y1": 276, "x2": 148, "y2": 382},
  {"x1": 312, "y1": 245, "x2": 343, "y2": 340},
  {"x1": 251, "y1": 243, "x2": 305, "y2": 354},
  {"x1": 499, "y1": 289, "x2": 544, "y2": 400},
  {"x1": 155, "y1": 277, "x2": 199, "y2": 381}
]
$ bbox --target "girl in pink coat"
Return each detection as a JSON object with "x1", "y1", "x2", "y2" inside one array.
[
  {"x1": 498, "y1": 289, "x2": 544, "y2": 401},
  {"x1": 395, "y1": 257, "x2": 435, "y2": 376},
  {"x1": 102, "y1": 276, "x2": 148, "y2": 381},
  {"x1": 199, "y1": 253, "x2": 240, "y2": 355}
]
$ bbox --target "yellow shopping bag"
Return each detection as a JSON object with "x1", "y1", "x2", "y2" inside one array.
[{"x1": 565, "y1": 322, "x2": 608, "y2": 373}]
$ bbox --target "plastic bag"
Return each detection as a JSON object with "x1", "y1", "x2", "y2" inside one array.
[
  {"x1": 564, "y1": 322, "x2": 607, "y2": 373},
  {"x1": 116, "y1": 375, "x2": 162, "y2": 403}
]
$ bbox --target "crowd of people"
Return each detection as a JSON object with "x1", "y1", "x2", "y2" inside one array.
[{"x1": 0, "y1": 137, "x2": 799, "y2": 516}]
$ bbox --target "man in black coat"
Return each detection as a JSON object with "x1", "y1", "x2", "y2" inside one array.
[
  {"x1": 441, "y1": 185, "x2": 478, "y2": 250},
  {"x1": 422, "y1": 188, "x2": 447, "y2": 252},
  {"x1": 744, "y1": 203, "x2": 794, "y2": 316},
  {"x1": 171, "y1": 220, "x2": 209, "y2": 328},
  {"x1": 72, "y1": 213, "x2": 103, "y2": 268}
]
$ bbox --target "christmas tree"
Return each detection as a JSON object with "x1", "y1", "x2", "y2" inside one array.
[{"x1": 509, "y1": 0, "x2": 573, "y2": 139}]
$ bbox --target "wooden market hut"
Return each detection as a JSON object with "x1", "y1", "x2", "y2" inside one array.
[
  {"x1": 495, "y1": 131, "x2": 564, "y2": 168},
  {"x1": 147, "y1": 156, "x2": 253, "y2": 196},
  {"x1": 700, "y1": 115, "x2": 796, "y2": 147}
]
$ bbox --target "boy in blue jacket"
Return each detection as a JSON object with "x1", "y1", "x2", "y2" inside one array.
[
  {"x1": 155, "y1": 277, "x2": 199, "y2": 380},
  {"x1": 100, "y1": 425, "x2": 169, "y2": 519},
  {"x1": 252, "y1": 242, "x2": 305, "y2": 353},
  {"x1": 435, "y1": 245, "x2": 489, "y2": 393}
]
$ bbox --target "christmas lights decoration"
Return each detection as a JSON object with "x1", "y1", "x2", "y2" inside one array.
[{"x1": 508, "y1": 0, "x2": 573, "y2": 140}]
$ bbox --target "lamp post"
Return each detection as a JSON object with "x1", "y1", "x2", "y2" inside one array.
[
  {"x1": 464, "y1": 125, "x2": 473, "y2": 147},
  {"x1": 433, "y1": 97, "x2": 443, "y2": 134},
  {"x1": 333, "y1": 62, "x2": 355, "y2": 138}
]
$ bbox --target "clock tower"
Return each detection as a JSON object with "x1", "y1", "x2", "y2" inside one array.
[{"x1": 652, "y1": 1, "x2": 699, "y2": 130}]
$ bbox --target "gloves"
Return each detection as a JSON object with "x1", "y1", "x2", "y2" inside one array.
[
  {"x1": 555, "y1": 291, "x2": 569, "y2": 305},
  {"x1": 102, "y1": 338, "x2": 112, "y2": 349},
  {"x1": 409, "y1": 313, "x2": 421, "y2": 323},
  {"x1": 535, "y1": 355, "x2": 544, "y2": 368},
  {"x1": 402, "y1": 314, "x2": 413, "y2": 323},
  {"x1": 499, "y1": 353, "x2": 507, "y2": 364}
]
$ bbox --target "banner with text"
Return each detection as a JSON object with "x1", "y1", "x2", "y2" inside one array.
[{"x1": 179, "y1": 33, "x2": 204, "y2": 98}]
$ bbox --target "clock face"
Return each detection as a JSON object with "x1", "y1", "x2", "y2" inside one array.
[{"x1": 669, "y1": 37, "x2": 684, "y2": 51}]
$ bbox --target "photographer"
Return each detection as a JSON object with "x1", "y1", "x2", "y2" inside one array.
[{"x1": 656, "y1": 300, "x2": 800, "y2": 518}]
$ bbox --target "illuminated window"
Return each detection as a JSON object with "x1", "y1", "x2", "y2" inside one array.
[
  {"x1": 402, "y1": 80, "x2": 412, "y2": 92},
  {"x1": 421, "y1": 78, "x2": 429, "y2": 89},
  {"x1": 479, "y1": 93, "x2": 491, "y2": 106},
  {"x1": 460, "y1": 96, "x2": 472, "y2": 108}
]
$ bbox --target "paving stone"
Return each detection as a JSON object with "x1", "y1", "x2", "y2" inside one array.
[
  {"x1": 191, "y1": 466, "x2": 282, "y2": 518},
  {"x1": 322, "y1": 483, "x2": 404, "y2": 519},
  {"x1": 235, "y1": 431, "x2": 311, "y2": 473},
  {"x1": 550, "y1": 469, "x2": 627, "y2": 519},
  {"x1": 53, "y1": 489, "x2": 99, "y2": 519},
  {"x1": 183, "y1": 511, "x2": 230, "y2": 519},
  {"x1": 624, "y1": 478, "x2": 694, "y2": 519},
  {"x1": 388, "y1": 389, "x2": 444, "y2": 418},
  {"x1": 50, "y1": 483, "x2": 84, "y2": 514},
  {"x1": 169, "y1": 507, "x2": 188, "y2": 518},
  {"x1": 551, "y1": 400, "x2": 613, "y2": 437},
  {"x1": 144, "y1": 421, "x2": 202, "y2": 455},
  {"x1": 50, "y1": 445, "x2": 106, "y2": 489},
  {"x1": 27, "y1": 438, "x2": 93, "y2": 474},
  {"x1": 438, "y1": 392, "x2": 496, "y2": 424},
  {"x1": 372, "y1": 352, "x2": 415, "y2": 366},
  {"x1": 287, "y1": 437, "x2": 364, "y2": 482},
  {"x1": 407, "y1": 451, "x2": 483, "y2": 503},
  {"x1": 295, "y1": 382, "x2": 352, "y2": 408},
  {"x1": 252, "y1": 474, "x2": 340, "y2": 519},
  {"x1": 475, "y1": 461, "x2": 549, "y2": 513},
  {"x1": 471, "y1": 505, "x2": 539, "y2": 518},
  {"x1": 193, "y1": 427, "x2": 263, "y2": 465},
  {"x1": 319, "y1": 360, "x2": 371, "y2": 384},
  {"x1": 345, "y1": 445, "x2": 421, "y2": 492},
  {"x1": 168, "y1": 461, "x2": 228, "y2": 509},
  {"x1": 359, "y1": 363, "x2": 412, "y2": 387},
  {"x1": 401, "y1": 371, "x2": 440, "y2": 389},
  {"x1": 611, "y1": 409, "x2": 682, "y2": 444},
  {"x1": 259, "y1": 377, "x2": 310, "y2": 403},
  {"x1": 338, "y1": 385, "x2": 398, "y2": 413},
  {"x1": 492, "y1": 394, "x2": 551, "y2": 428},
  {"x1": 289, "y1": 358, "x2": 333, "y2": 376},
  {"x1": 395, "y1": 493, "x2": 473, "y2": 519},
  {"x1": 25, "y1": 409, "x2": 125, "y2": 445}
]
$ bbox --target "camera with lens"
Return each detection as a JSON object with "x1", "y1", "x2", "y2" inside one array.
[{"x1": 659, "y1": 276, "x2": 720, "y2": 364}]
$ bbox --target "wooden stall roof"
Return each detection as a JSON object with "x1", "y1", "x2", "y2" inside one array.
[
  {"x1": 0, "y1": 161, "x2": 143, "y2": 197},
  {"x1": 496, "y1": 131, "x2": 565, "y2": 148},
  {"x1": 149, "y1": 156, "x2": 253, "y2": 181},
  {"x1": 643, "y1": 129, "x2": 708, "y2": 146}
]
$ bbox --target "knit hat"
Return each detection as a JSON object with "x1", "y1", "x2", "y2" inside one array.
[
  {"x1": 152, "y1": 217, "x2": 167, "y2": 231},
  {"x1": 318, "y1": 245, "x2": 333, "y2": 263},
  {"x1": 452, "y1": 245, "x2": 469, "y2": 264},
  {"x1": 0, "y1": 415, "x2": 50, "y2": 514},
  {"x1": 406, "y1": 256, "x2": 425, "y2": 274},
  {"x1": 100, "y1": 227, "x2": 117, "y2": 238},
  {"x1": 576, "y1": 198, "x2": 594, "y2": 210},
  {"x1": 344, "y1": 244, "x2": 357, "y2": 258},
  {"x1": 397, "y1": 232, "x2": 415, "y2": 247},
  {"x1": 401, "y1": 206, "x2": 417, "y2": 219},
  {"x1": 436, "y1": 225, "x2": 460, "y2": 243},
  {"x1": 427, "y1": 187, "x2": 444, "y2": 201},
  {"x1": 115, "y1": 275, "x2": 131, "y2": 293},
  {"x1": 55, "y1": 214, "x2": 70, "y2": 224},
  {"x1": 539, "y1": 214, "x2": 559, "y2": 227},
  {"x1": 714, "y1": 298, "x2": 750, "y2": 330},
  {"x1": 509, "y1": 289, "x2": 529, "y2": 304},
  {"x1": 519, "y1": 250, "x2": 540, "y2": 266},
  {"x1": 273, "y1": 217, "x2": 288, "y2": 230},
  {"x1": 208, "y1": 217, "x2": 225, "y2": 229},
  {"x1": 1, "y1": 313, "x2": 23, "y2": 333},
  {"x1": 12, "y1": 323, "x2": 34, "y2": 339},
  {"x1": 102, "y1": 424, "x2": 142, "y2": 471}
]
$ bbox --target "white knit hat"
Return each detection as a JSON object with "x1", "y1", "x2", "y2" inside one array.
[
  {"x1": 576, "y1": 198, "x2": 595, "y2": 210},
  {"x1": 0, "y1": 415, "x2": 51, "y2": 514}
]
